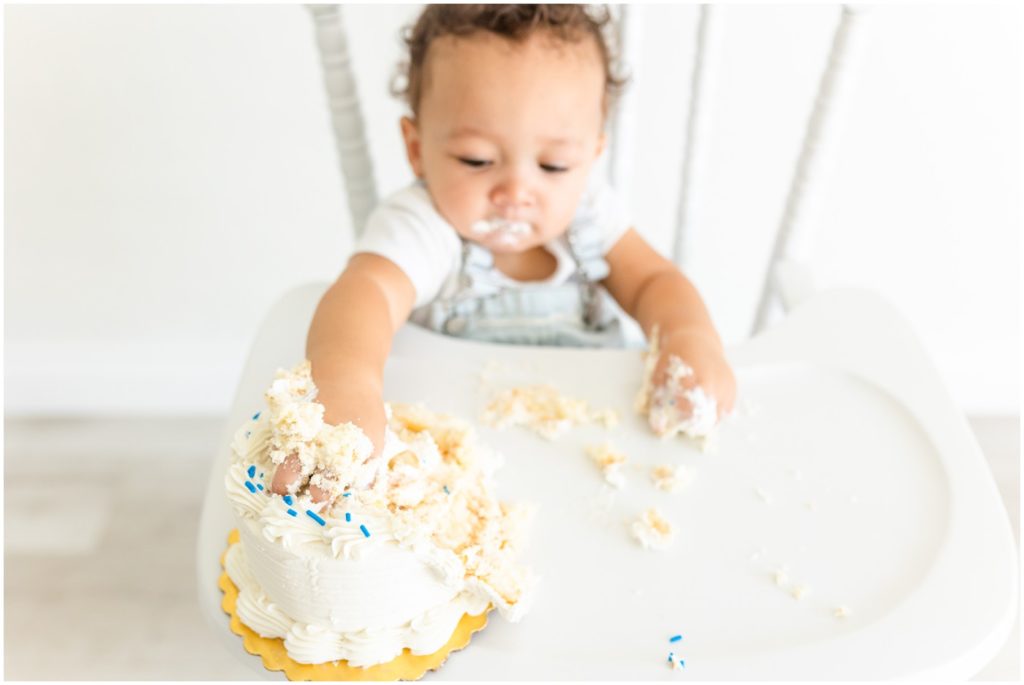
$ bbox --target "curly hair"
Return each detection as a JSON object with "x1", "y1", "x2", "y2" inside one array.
[{"x1": 393, "y1": 4, "x2": 627, "y2": 117}]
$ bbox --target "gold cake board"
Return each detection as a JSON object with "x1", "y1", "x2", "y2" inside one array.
[{"x1": 220, "y1": 529, "x2": 490, "y2": 681}]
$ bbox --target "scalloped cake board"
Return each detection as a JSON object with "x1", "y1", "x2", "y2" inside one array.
[{"x1": 219, "y1": 529, "x2": 489, "y2": 681}]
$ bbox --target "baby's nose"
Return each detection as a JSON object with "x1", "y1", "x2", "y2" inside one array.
[{"x1": 490, "y1": 178, "x2": 534, "y2": 212}]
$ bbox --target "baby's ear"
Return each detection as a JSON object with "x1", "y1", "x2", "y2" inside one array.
[{"x1": 400, "y1": 116, "x2": 424, "y2": 178}]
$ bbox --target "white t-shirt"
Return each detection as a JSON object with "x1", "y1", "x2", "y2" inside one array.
[{"x1": 354, "y1": 174, "x2": 632, "y2": 310}]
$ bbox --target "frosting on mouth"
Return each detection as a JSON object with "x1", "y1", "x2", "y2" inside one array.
[{"x1": 470, "y1": 218, "x2": 533, "y2": 246}]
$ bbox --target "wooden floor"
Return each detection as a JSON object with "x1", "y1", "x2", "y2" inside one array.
[{"x1": 4, "y1": 415, "x2": 1019, "y2": 680}]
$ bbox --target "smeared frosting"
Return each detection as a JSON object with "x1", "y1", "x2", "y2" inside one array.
[
  {"x1": 470, "y1": 217, "x2": 532, "y2": 248},
  {"x1": 635, "y1": 327, "x2": 719, "y2": 443}
]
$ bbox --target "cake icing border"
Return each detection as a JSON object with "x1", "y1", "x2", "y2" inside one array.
[{"x1": 219, "y1": 529, "x2": 490, "y2": 681}]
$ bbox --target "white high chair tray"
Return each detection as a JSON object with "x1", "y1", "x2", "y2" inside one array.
[{"x1": 197, "y1": 284, "x2": 1017, "y2": 680}]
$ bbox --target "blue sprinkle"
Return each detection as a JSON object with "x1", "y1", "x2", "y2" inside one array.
[
  {"x1": 259, "y1": 472, "x2": 263, "y2": 478},
  {"x1": 359, "y1": 524, "x2": 370, "y2": 538},
  {"x1": 287, "y1": 508, "x2": 297, "y2": 517},
  {"x1": 443, "y1": 486, "x2": 450, "y2": 495},
  {"x1": 252, "y1": 411, "x2": 261, "y2": 420},
  {"x1": 668, "y1": 652, "x2": 675, "y2": 663},
  {"x1": 257, "y1": 484, "x2": 264, "y2": 491},
  {"x1": 343, "y1": 492, "x2": 352, "y2": 498},
  {"x1": 345, "y1": 512, "x2": 351, "y2": 522},
  {"x1": 244, "y1": 481, "x2": 257, "y2": 494},
  {"x1": 306, "y1": 510, "x2": 326, "y2": 526},
  {"x1": 283, "y1": 495, "x2": 293, "y2": 505},
  {"x1": 670, "y1": 635, "x2": 682, "y2": 643},
  {"x1": 247, "y1": 465, "x2": 256, "y2": 478}
]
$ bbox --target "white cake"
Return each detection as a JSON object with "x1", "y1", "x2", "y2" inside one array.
[{"x1": 223, "y1": 362, "x2": 536, "y2": 668}]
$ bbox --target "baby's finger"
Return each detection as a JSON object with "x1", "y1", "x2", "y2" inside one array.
[
  {"x1": 270, "y1": 452, "x2": 303, "y2": 495},
  {"x1": 309, "y1": 480, "x2": 331, "y2": 503}
]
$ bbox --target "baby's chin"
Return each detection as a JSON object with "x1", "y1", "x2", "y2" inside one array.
[{"x1": 478, "y1": 235, "x2": 538, "y2": 254}]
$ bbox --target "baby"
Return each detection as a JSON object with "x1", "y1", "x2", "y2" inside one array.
[{"x1": 272, "y1": 4, "x2": 736, "y2": 495}]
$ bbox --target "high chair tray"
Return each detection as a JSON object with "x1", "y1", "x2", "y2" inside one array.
[{"x1": 197, "y1": 284, "x2": 1017, "y2": 680}]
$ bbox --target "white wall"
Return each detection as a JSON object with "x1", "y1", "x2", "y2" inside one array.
[{"x1": 5, "y1": 4, "x2": 1019, "y2": 415}]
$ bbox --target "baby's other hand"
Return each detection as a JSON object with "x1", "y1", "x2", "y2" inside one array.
[
  {"x1": 270, "y1": 372, "x2": 386, "y2": 500},
  {"x1": 650, "y1": 328, "x2": 736, "y2": 432}
]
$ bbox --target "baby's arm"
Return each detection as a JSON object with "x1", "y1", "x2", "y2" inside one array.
[
  {"x1": 603, "y1": 229, "x2": 736, "y2": 418},
  {"x1": 271, "y1": 253, "x2": 415, "y2": 496}
]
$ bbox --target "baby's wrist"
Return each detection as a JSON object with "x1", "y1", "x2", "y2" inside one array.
[
  {"x1": 659, "y1": 324, "x2": 722, "y2": 354},
  {"x1": 311, "y1": 359, "x2": 383, "y2": 394}
]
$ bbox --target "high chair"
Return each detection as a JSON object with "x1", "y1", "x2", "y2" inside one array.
[{"x1": 197, "y1": 6, "x2": 1017, "y2": 678}]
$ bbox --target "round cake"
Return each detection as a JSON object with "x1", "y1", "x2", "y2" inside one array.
[{"x1": 222, "y1": 361, "x2": 536, "y2": 675}]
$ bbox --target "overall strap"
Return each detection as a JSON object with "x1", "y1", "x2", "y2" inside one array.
[
  {"x1": 566, "y1": 213, "x2": 612, "y2": 328},
  {"x1": 457, "y1": 240, "x2": 501, "y2": 298}
]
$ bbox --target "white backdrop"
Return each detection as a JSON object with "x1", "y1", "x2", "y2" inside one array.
[{"x1": 4, "y1": 4, "x2": 1020, "y2": 415}]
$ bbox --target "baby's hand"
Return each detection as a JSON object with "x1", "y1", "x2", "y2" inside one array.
[
  {"x1": 270, "y1": 373, "x2": 386, "y2": 500},
  {"x1": 648, "y1": 328, "x2": 736, "y2": 436}
]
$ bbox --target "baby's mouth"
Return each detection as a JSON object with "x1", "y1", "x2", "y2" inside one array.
[{"x1": 470, "y1": 218, "x2": 533, "y2": 247}]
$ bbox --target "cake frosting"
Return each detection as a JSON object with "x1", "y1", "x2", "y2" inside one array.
[
  {"x1": 224, "y1": 361, "x2": 536, "y2": 668},
  {"x1": 635, "y1": 326, "x2": 719, "y2": 443}
]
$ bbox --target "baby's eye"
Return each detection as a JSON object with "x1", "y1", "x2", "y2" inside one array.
[
  {"x1": 539, "y1": 163, "x2": 569, "y2": 174},
  {"x1": 457, "y1": 157, "x2": 492, "y2": 169}
]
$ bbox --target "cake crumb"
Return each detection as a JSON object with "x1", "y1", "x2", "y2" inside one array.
[
  {"x1": 651, "y1": 464, "x2": 696, "y2": 493},
  {"x1": 592, "y1": 408, "x2": 619, "y2": 429},
  {"x1": 774, "y1": 568, "x2": 788, "y2": 587},
  {"x1": 586, "y1": 442, "x2": 628, "y2": 489},
  {"x1": 834, "y1": 605, "x2": 851, "y2": 618},
  {"x1": 483, "y1": 384, "x2": 616, "y2": 440},
  {"x1": 791, "y1": 584, "x2": 810, "y2": 600},
  {"x1": 631, "y1": 508, "x2": 674, "y2": 550},
  {"x1": 697, "y1": 431, "x2": 719, "y2": 454}
]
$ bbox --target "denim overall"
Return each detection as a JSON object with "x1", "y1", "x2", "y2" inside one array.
[{"x1": 418, "y1": 213, "x2": 626, "y2": 348}]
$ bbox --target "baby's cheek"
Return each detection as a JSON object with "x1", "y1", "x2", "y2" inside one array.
[
  {"x1": 544, "y1": 205, "x2": 579, "y2": 239},
  {"x1": 553, "y1": 177, "x2": 592, "y2": 230},
  {"x1": 435, "y1": 190, "x2": 483, "y2": 235}
]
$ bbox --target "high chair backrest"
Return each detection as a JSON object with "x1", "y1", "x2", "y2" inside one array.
[{"x1": 307, "y1": 5, "x2": 870, "y2": 336}]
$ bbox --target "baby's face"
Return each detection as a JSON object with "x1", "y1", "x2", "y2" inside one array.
[{"x1": 402, "y1": 30, "x2": 607, "y2": 253}]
